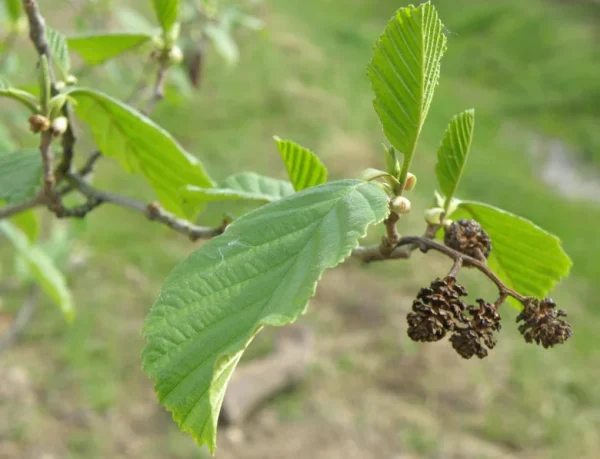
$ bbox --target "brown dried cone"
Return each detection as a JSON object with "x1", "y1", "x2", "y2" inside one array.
[
  {"x1": 450, "y1": 299, "x2": 501, "y2": 359},
  {"x1": 444, "y1": 219, "x2": 492, "y2": 259},
  {"x1": 407, "y1": 277, "x2": 468, "y2": 342},
  {"x1": 516, "y1": 298, "x2": 572, "y2": 348}
]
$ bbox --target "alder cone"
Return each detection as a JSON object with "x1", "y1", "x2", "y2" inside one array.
[
  {"x1": 407, "y1": 277, "x2": 468, "y2": 342},
  {"x1": 450, "y1": 299, "x2": 501, "y2": 359},
  {"x1": 517, "y1": 298, "x2": 572, "y2": 348},
  {"x1": 444, "y1": 219, "x2": 492, "y2": 259}
]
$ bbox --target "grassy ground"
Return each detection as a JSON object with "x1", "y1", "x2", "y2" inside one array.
[{"x1": 1, "y1": 0, "x2": 600, "y2": 458}]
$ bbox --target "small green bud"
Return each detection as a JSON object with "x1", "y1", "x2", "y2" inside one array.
[
  {"x1": 28, "y1": 114, "x2": 50, "y2": 133},
  {"x1": 424, "y1": 207, "x2": 445, "y2": 225},
  {"x1": 404, "y1": 173, "x2": 417, "y2": 191},
  {"x1": 391, "y1": 196, "x2": 411, "y2": 214},
  {"x1": 55, "y1": 80, "x2": 66, "y2": 90},
  {"x1": 50, "y1": 116, "x2": 69, "y2": 137},
  {"x1": 66, "y1": 75, "x2": 78, "y2": 86}
]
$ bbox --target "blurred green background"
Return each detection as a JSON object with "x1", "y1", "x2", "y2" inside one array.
[{"x1": 1, "y1": 0, "x2": 599, "y2": 458}]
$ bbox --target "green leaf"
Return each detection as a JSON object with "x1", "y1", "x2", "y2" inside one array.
[
  {"x1": 0, "y1": 77, "x2": 39, "y2": 112},
  {"x1": 181, "y1": 172, "x2": 294, "y2": 206},
  {"x1": 68, "y1": 33, "x2": 153, "y2": 66},
  {"x1": 152, "y1": 0, "x2": 180, "y2": 34},
  {"x1": 0, "y1": 221, "x2": 74, "y2": 321},
  {"x1": 368, "y1": 2, "x2": 447, "y2": 186},
  {"x1": 67, "y1": 88, "x2": 214, "y2": 217},
  {"x1": 435, "y1": 109, "x2": 475, "y2": 211},
  {"x1": 454, "y1": 201, "x2": 572, "y2": 304},
  {"x1": 275, "y1": 137, "x2": 328, "y2": 191},
  {"x1": 0, "y1": 124, "x2": 17, "y2": 152},
  {"x1": 142, "y1": 179, "x2": 389, "y2": 452},
  {"x1": 204, "y1": 24, "x2": 239, "y2": 66},
  {"x1": 46, "y1": 27, "x2": 71, "y2": 80},
  {"x1": 11, "y1": 210, "x2": 40, "y2": 243},
  {"x1": 5, "y1": 0, "x2": 23, "y2": 23},
  {"x1": 0, "y1": 150, "x2": 43, "y2": 204}
]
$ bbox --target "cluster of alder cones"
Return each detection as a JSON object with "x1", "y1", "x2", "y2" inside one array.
[{"x1": 407, "y1": 219, "x2": 572, "y2": 359}]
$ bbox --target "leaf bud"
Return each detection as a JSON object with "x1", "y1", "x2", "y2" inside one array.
[
  {"x1": 390, "y1": 196, "x2": 411, "y2": 214},
  {"x1": 28, "y1": 114, "x2": 50, "y2": 133},
  {"x1": 50, "y1": 116, "x2": 69, "y2": 137},
  {"x1": 404, "y1": 172, "x2": 417, "y2": 191},
  {"x1": 424, "y1": 207, "x2": 444, "y2": 225}
]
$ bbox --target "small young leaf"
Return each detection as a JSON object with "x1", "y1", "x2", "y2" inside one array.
[
  {"x1": 142, "y1": 180, "x2": 389, "y2": 452},
  {"x1": 454, "y1": 201, "x2": 572, "y2": 303},
  {"x1": 368, "y1": 2, "x2": 447, "y2": 185},
  {"x1": 275, "y1": 137, "x2": 328, "y2": 191},
  {"x1": 46, "y1": 27, "x2": 71, "y2": 80},
  {"x1": 0, "y1": 151, "x2": 43, "y2": 204},
  {"x1": 5, "y1": 0, "x2": 23, "y2": 23},
  {"x1": 0, "y1": 77, "x2": 39, "y2": 112},
  {"x1": 181, "y1": 172, "x2": 294, "y2": 206},
  {"x1": 152, "y1": 0, "x2": 180, "y2": 34},
  {"x1": 435, "y1": 109, "x2": 475, "y2": 210},
  {"x1": 67, "y1": 88, "x2": 214, "y2": 217},
  {"x1": 68, "y1": 33, "x2": 153, "y2": 66},
  {"x1": 0, "y1": 221, "x2": 74, "y2": 321},
  {"x1": 204, "y1": 24, "x2": 239, "y2": 66}
]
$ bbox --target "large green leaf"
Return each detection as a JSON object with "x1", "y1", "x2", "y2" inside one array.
[
  {"x1": 0, "y1": 150, "x2": 43, "y2": 204},
  {"x1": 67, "y1": 88, "x2": 214, "y2": 217},
  {"x1": 142, "y1": 179, "x2": 389, "y2": 452},
  {"x1": 275, "y1": 137, "x2": 328, "y2": 191},
  {"x1": 0, "y1": 221, "x2": 74, "y2": 321},
  {"x1": 46, "y1": 27, "x2": 71, "y2": 80},
  {"x1": 0, "y1": 124, "x2": 17, "y2": 151},
  {"x1": 0, "y1": 77, "x2": 39, "y2": 112},
  {"x1": 435, "y1": 109, "x2": 475, "y2": 210},
  {"x1": 454, "y1": 201, "x2": 572, "y2": 303},
  {"x1": 68, "y1": 33, "x2": 153, "y2": 66},
  {"x1": 152, "y1": 0, "x2": 180, "y2": 34},
  {"x1": 181, "y1": 172, "x2": 294, "y2": 206},
  {"x1": 368, "y1": 2, "x2": 447, "y2": 185}
]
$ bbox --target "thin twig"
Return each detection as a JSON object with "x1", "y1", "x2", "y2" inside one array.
[
  {"x1": 22, "y1": 0, "x2": 50, "y2": 57},
  {"x1": 0, "y1": 287, "x2": 39, "y2": 354},
  {"x1": 448, "y1": 258, "x2": 463, "y2": 277},
  {"x1": 380, "y1": 211, "x2": 400, "y2": 256},
  {"x1": 0, "y1": 195, "x2": 45, "y2": 220},
  {"x1": 39, "y1": 131, "x2": 55, "y2": 195},
  {"x1": 144, "y1": 63, "x2": 169, "y2": 115},
  {"x1": 0, "y1": 153, "x2": 101, "y2": 220},
  {"x1": 23, "y1": 0, "x2": 78, "y2": 179},
  {"x1": 353, "y1": 235, "x2": 527, "y2": 304},
  {"x1": 66, "y1": 173, "x2": 223, "y2": 240}
]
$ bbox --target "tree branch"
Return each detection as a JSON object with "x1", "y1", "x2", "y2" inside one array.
[
  {"x1": 23, "y1": 0, "x2": 78, "y2": 179},
  {"x1": 22, "y1": 0, "x2": 49, "y2": 57},
  {"x1": 66, "y1": 173, "x2": 223, "y2": 240},
  {"x1": 352, "y1": 235, "x2": 527, "y2": 304},
  {"x1": 144, "y1": 63, "x2": 169, "y2": 115}
]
